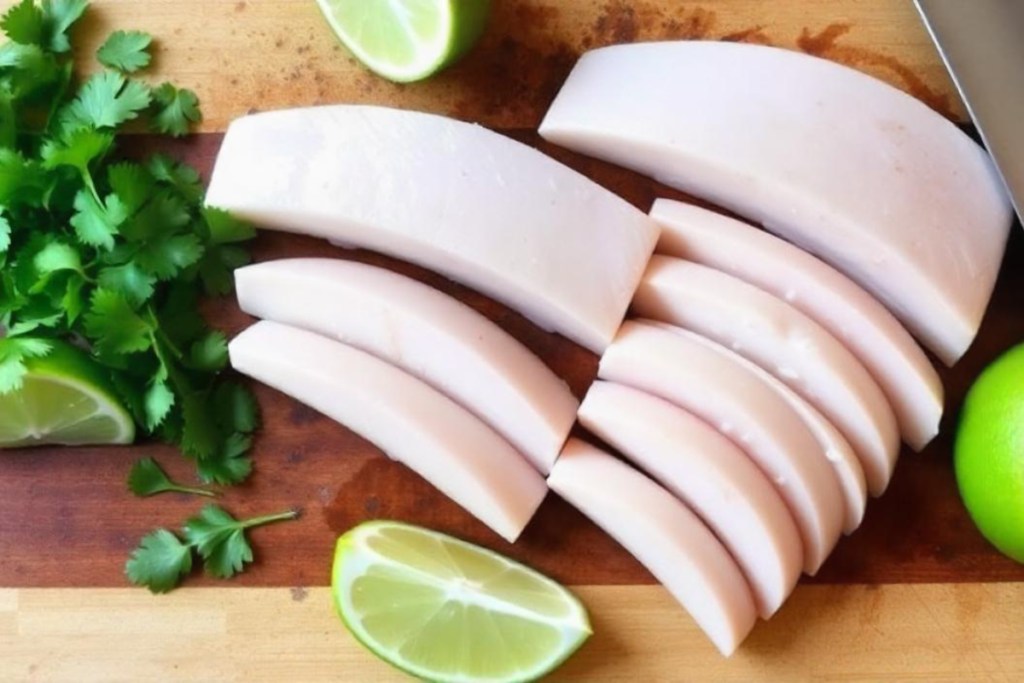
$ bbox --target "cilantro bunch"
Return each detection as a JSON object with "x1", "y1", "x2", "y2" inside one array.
[{"x1": 0, "y1": 0, "x2": 258, "y2": 484}]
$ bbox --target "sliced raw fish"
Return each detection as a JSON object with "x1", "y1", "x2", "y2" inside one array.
[
  {"x1": 547, "y1": 438, "x2": 758, "y2": 656},
  {"x1": 578, "y1": 380, "x2": 803, "y2": 617},
  {"x1": 235, "y1": 258, "x2": 577, "y2": 473},
  {"x1": 599, "y1": 321, "x2": 844, "y2": 574},
  {"x1": 228, "y1": 321, "x2": 547, "y2": 542},
  {"x1": 540, "y1": 41, "x2": 1013, "y2": 363},
  {"x1": 207, "y1": 105, "x2": 661, "y2": 353}
]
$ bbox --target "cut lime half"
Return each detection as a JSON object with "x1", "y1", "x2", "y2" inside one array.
[
  {"x1": 316, "y1": 0, "x2": 492, "y2": 83},
  {"x1": 0, "y1": 341, "x2": 135, "y2": 448},
  {"x1": 332, "y1": 521, "x2": 591, "y2": 682}
]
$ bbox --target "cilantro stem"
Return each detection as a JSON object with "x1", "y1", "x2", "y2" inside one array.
[
  {"x1": 240, "y1": 509, "x2": 301, "y2": 530},
  {"x1": 81, "y1": 168, "x2": 103, "y2": 206},
  {"x1": 167, "y1": 483, "x2": 216, "y2": 498}
]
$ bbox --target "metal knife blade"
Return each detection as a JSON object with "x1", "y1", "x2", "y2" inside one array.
[{"x1": 915, "y1": 0, "x2": 1024, "y2": 222}]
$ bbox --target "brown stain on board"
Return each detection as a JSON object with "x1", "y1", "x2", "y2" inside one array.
[
  {"x1": 448, "y1": 3, "x2": 946, "y2": 125},
  {"x1": 797, "y1": 23, "x2": 955, "y2": 119}
]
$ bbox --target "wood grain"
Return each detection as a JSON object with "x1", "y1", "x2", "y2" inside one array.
[
  {"x1": 3, "y1": 584, "x2": 1024, "y2": 682},
  {"x1": 1, "y1": 133, "x2": 1023, "y2": 590},
  {"x1": 54, "y1": 0, "x2": 965, "y2": 131}
]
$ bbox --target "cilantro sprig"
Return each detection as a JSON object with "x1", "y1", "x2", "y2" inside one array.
[
  {"x1": 0, "y1": 1, "x2": 258, "y2": 484},
  {"x1": 128, "y1": 457, "x2": 216, "y2": 498},
  {"x1": 126, "y1": 505, "x2": 301, "y2": 593}
]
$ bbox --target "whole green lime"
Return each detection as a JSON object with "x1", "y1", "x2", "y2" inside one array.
[{"x1": 955, "y1": 343, "x2": 1024, "y2": 563}]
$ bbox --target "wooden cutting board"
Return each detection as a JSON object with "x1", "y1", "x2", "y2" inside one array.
[{"x1": 3, "y1": 1, "x2": 1024, "y2": 680}]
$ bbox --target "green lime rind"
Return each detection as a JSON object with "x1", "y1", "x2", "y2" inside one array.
[
  {"x1": 316, "y1": 0, "x2": 492, "y2": 84},
  {"x1": 332, "y1": 520, "x2": 591, "y2": 683},
  {"x1": 0, "y1": 340, "x2": 135, "y2": 448},
  {"x1": 955, "y1": 342, "x2": 1024, "y2": 563}
]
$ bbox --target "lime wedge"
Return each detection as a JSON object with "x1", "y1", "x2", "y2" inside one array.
[
  {"x1": 0, "y1": 341, "x2": 134, "y2": 448},
  {"x1": 316, "y1": 0, "x2": 492, "y2": 83},
  {"x1": 332, "y1": 521, "x2": 591, "y2": 682}
]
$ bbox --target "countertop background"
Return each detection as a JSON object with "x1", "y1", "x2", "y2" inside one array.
[{"x1": 2, "y1": 1, "x2": 1023, "y2": 680}]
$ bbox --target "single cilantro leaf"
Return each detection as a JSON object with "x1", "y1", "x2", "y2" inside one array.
[
  {"x1": 213, "y1": 381, "x2": 259, "y2": 434},
  {"x1": 97, "y1": 30, "x2": 152, "y2": 73},
  {"x1": 182, "y1": 504, "x2": 238, "y2": 556},
  {"x1": 121, "y1": 189, "x2": 191, "y2": 242},
  {"x1": 143, "y1": 380, "x2": 174, "y2": 431},
  {"x1": 108, "y1": 162, "x2": 154, "y2": 216},
  {"x1": 0, "y1": 210, "x2": 10, "y2": 253},
  {"x1": 196, "y1": 433, "x2": 252, "y2": 485},
  {"x1": 150, "y1": 82, "x2": 200, "y2": 137},
  {"x1": 146, "y1": 154, "x2": 203, "y2": 204},
  {"x1": 31, "y1": 240, "x2": 82, "y2": 292},
  {"x1": 0, "y1": 150, "x2": 49, "y2": 208},
  {"x1": 188, "y1": 331, "x2": 227, "y2": 372},
  {"x1": 124, "y1": 528, "x2": 193, "y2": 593},
  {"x1": 1, "y1": 0, "x2": 44, "y2": 46},
  {"x1": 41, "y1": 128, "x2": 114, "y2": 175},
  {"x1": 156, "y1": 281, "x2": 204, "y2": 347},
  {"x1": 202, "y1": 206, "x2": 255, "y2": 245},
  {"x1": 0, "y1": 336, "x2": 53, "y2": 394},
  {"x1": 180, "y1": 389, "x2": 219, "y2": 460},
  {"x1": 127, "y1": 457, "x2": 213, "y2": 497},
  {"x1": 0, "y1": 41, "x2": 60, "y2": 97},
  {"x1": 59, "y1": 71, "x2": 151, "y2": 131},
  {"x1": 198, "y1": 244, "x2": 250, "y2": 296},
  {"x1": 83, "y1": 288, "x2": 152, "y2": 356},
  {"x1": 62, "y1": 274, "x2": 85, "y2": 323},
  {"x1": 97, "y1": 261, "x2": 155, "y2": 306},
  {"x1": 135, "y1": 233, "x2": 203, "y2": 281},
  {"x1": 40, "y1": 0, "x2": 87, "y2": 53},
  {"x1": 70, "y1": 189, "x2": 127, "y2": 250}
]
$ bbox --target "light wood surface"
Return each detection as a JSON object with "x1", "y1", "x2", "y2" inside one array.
[
  {"x1": 65, "y1": 0, "x2": 966, "y2": 131},
  {"x1": 3, "y1": 584, "x2": 1023, "y2": 682}
]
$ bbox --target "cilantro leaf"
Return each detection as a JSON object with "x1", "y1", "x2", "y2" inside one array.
[
  {"x1": 143, "y1": 380, "x2": 174, "y2": 431},
  {"x1": 202, "y1": 206, "x2": 255, "y2": 244},
  {"x1": 1, "y1": 0, "x2": 44, "y2": 46},
  {"x1": 184, "y1": 505, "x2": 299, "y2": 579},
  {"x1": 83, "y1": 288, "x2": 152, "y2": 356},
  {"x1": 0, "y1": 150, "x2": 48, "y2": 207},
  {"x1": 107, "y1": 162, "x2": 154, "y2": 215},
  {"x1": 213, "y1": 381, "x2": 259, "y2": 434},
  {"x1": 97, "y1": 30, "x2": 151, "y2": 73},
  {"x1": 31, "y1": 240, "x2": 81, "y2": 288},
  {"x1": 41, "y1": 128, "x2": 114, "y2": 175},
  {"x1": 0, "y1": 336, "x2": 52, "y2": 394},
  {"x1": 120, "y1": 189, "x2": 191, "y2": 242},
  {"x1": 180, "y1": 389, "x2": 219, "y2": 459},
  {"x1": 188, "y1": 331, "x2": 227, "y2": 372},
  {"x1": 127, "y1": 457, "x2": 214, "y2": 498},
  {"x1": 135, "y1": 232, "x2": 204, "y2": 280},
  {"x1": 70, "y1": 188, "x2": 127, "y2": 250},
  {"x1": 198, "y1": 244, "x2": 249, "y2": 295},
  {"x1": 196, "y1": 433, "x2": 253, "y2": 485},
  {"x1": 40, "y1": 0, "x2": 87, "y2": 53},
  {"x1": 146, "y1": 154, "x2": 203, "y2": 203},
  {"x1": 0, "y1": 210, "x2": 10, "y2": 253},
  {"x1": 97, "y1": 261, "x2": 155, "y2": 306},
  {"x1": 61, "y1": 273, "x2": 84, "y2": 323},
  {"x1": 150, "y1": 82, "x2": 200, "y2": 137},
  {"x1": 124, "y1": 528, "x2": 193, "y2": 594},
  {"x1": 59, "y1": 71, "x2": 151, "y2": 131}
]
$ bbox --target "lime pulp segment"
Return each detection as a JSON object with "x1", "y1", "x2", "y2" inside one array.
[{"x1": 333, "y1": 521, "x2": 591, "y2": 682}]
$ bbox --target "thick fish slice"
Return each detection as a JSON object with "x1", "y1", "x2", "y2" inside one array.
[
  {"x1": 235, "y1": 259, "x2": 577, "y2": 473},
  {"x1": 634, "y1": 256, "x2": 899, "y2": 496},
  {"x1": 207, "y1": 105, "x2": 661, "y2": 353},
  {"x1": 651, "y1": 199, "x2": 943, "y2": 451},
  {"x1": 650, "y1": 322, "x2": 868, "y2": 534},
  {"x1": 578, "y1": 381, "x2": 803, "y2": 617},
  {"x1": 540, "y1": 41, "x2": 1013, "y2": 363},
  {"x1": 228, "y1": 321, "x2": 547, "y2": 542},
  {"x1": 547, "y1": 438, "x2": 758, "y2": 656},
  {"x1": 599, "y1": 321, "x2": 844, "y2": 574}
]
